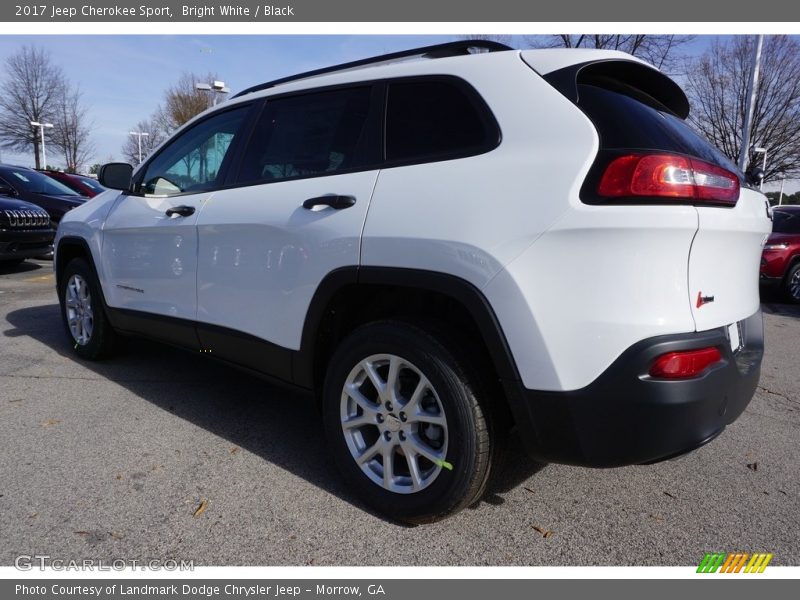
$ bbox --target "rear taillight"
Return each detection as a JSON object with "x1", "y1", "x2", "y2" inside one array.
[
  {"x1": 649, "y1": 347, "x2": 722, "y2": 379},
  {"x1": 598, "y1": 153, "x2": 739, "y2": 205}
]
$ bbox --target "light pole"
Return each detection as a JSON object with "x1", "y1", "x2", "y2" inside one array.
[
  {"x1": 739, "y1": 35, "x2": 764, "y2": 172},
  {"x1": 129, "y1": 131, "x2": 150, "y2": 164},
  {"x1": 754, "y1": 146, "x2": 767, "y2": 190},
  {"x1": 195, "y1": 80, "x2": 230, "y2": 106},
  {"x1": 30, "y1": 121, "x2": 54, "y2": 169},
  {"x1": 778, "y1": 174, "x2": 786, "y2": 205}
]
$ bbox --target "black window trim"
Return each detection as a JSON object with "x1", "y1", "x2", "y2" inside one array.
[
  {"x1": 128, "y1": 101, "x2": 258, "y2": 198},
  {"x1": 128, "y1": 74, "x2": 502, "y2": 197}
]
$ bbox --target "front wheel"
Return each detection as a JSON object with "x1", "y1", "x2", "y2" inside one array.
[
  {"x1": 322, "y1": 321, "x2": 495, "y2": 523},
  {"x1": 59, "y1": 257, "x2": 118, "y2": 360}
]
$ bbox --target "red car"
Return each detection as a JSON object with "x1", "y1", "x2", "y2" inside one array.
[
  {"x1": 40, "y1": 170, "x2": 107, "y2": 198},
  {"x1": 760, "y1": 205, "x2": 800, "y2": 303}
]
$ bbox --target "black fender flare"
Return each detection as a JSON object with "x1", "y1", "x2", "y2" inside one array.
[{"x1": 292, "y1": 266, "x2": 522, "y2": 389}]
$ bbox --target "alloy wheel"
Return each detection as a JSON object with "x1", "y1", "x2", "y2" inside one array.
[
  {"x1": 65, "y1": 274, "x2": 94, "y2": 345},
  {"x1": 340, "y1": 354, "x2": 449, "y2": 494}
]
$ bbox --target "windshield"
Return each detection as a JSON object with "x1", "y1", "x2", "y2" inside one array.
[
  {"x1": 1, "y1": 168, "x2": 80, "y2": 196},
  {"x1": 76, "y1": 176, "x2": 106, "y2": 193}
]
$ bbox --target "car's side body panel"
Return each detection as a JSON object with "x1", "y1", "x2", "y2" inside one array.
[
  {"x1": 484, "y1": 206, "x2": 700, "y2": 391},
  {"x1": 100, "y1": 191, "x2": 210, "y2": 322},
  {"x1": 689, "y1": 188, "x2": 772, "y2": 331},
  {"x1": 195, "y1": 170, "x2": 380, "y2": 350},
  {"x1": 361, "y1": 53, "x2": 598, "y2": 297}
]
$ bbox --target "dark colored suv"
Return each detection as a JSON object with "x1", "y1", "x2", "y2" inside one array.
[
  {"x1": 0, "y1": 164, "x2": 85, "y2": 227},
  {"x1": 0, "y1": 195, "x2": 55, "y2": 265},
  {"x1": 761, "y1": 205, "x2": 800, "y2": 303}
]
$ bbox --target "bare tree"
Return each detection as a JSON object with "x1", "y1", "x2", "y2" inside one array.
[
  {"x1": 0, "y1": 45, "x2": 65, "y2": 168},
  {"x1": 51, "y1": 85, "x2": 94, "y2": 173},
  {"x1": 526, "y1": 35, "x2": 694, "y2": 73},
  {"x1": 119, "y1": 72, "x2": 221, "y2": 175},
  {"x1": 121, "y1": 117, "x2": 167, "y2": 166},
  {"x1": 684, "y1": 36, "x2": 800, "y2": 182},
  {"x1": 161, "y1": 72, "x2": 219, "y2": 131}
]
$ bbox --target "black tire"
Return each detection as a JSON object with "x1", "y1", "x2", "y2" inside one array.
[
  {"x1": 322, "y1": 320, "x2": 495, "y2": 523},
  {"x1": 785, "y1": 262, "x2": 800, "y2": 304},
  {"x1": 59, "y1": 257, "x2": 118, "y2": 360}
]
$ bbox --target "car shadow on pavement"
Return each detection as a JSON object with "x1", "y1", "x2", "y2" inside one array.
[
  {"x1": 760, "y1": 287, "x2": 800, "y2": 319},
  {"x1": 0, "y1": 261, "x2": 43, "y2": 275},
  {"x1": 4, "y1": 302, "x2": 544, "y2": 524},
  {"x1": 762, "y1": 302, "x2": 800, "y2": 319}
]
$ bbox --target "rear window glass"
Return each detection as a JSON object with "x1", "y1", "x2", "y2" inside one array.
[
  {"x1": 577, "y1": 84, "x2": 740, "y2": 176},
  {"x1": 772, "y1": 210, "x2": 800, "y2": 234},
  {"x1": 386, "y1": 79, "x2": 496, "y2": 162},
  {"x1": 238, "y1": 86, "x2": 374, "y2": 184}
]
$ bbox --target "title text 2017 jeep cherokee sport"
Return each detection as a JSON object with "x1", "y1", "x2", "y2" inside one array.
[{"x1": 54, "y1": 41, "x2": 771, "y2": 523}]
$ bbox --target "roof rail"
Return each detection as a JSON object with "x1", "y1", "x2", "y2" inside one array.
[{"x1": 232, "y1": 40, "x2": 512, "y2": 99}]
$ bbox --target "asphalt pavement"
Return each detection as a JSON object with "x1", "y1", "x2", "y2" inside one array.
[{"x1": 1, "y1": 260, "x2": 798, "y2": 566}]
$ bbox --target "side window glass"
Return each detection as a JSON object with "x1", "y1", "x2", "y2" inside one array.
[
  {"x1": 139, "y1": 106, "x2": 249, "y2": 196},
  {"x1": 237, "y1": 87, "x2": 373, "y2": 184},
  {"x1": 386, "y1": 79, "x2": 495, "y2": 163}
]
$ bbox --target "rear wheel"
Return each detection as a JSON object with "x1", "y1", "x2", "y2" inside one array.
[
  {"x1": 785, "y1": 262, "x2": 800, "y2": 304},
  {"x1": 59, "y1": 257, "x2": 118, "y2": 360},
  {"x1": 322, "y1": 320, "x2": 495, "y2": 523}
]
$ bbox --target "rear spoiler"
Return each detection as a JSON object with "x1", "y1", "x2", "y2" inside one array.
[{"x1": 538, "y1": 59, "x2": 690, "y2": 119}]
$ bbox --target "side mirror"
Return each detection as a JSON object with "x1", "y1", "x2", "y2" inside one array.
[
  {"x1": 746, "y1": 166, "x2": 765, "y2": 187},
  {"x1": 0, "y1": 183, "x2": 16, "y2": 197},
  {"x1": 98, "y1": 162, "x2": 133, "y2": 191}
]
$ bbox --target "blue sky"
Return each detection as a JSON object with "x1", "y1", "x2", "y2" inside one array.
[{"x1": 0, "y1": 34, "x2": 721, "y2": 170}]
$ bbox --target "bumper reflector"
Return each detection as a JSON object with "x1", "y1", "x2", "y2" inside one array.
[{"x1": 649, "y1": 347, "x2": 722, "y2": 379}]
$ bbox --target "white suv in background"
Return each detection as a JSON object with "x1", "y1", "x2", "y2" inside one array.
[{"x1": 54, "y1": 41, "x2": 771, "y2": 523}]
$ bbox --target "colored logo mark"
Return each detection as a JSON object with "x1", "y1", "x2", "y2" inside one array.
[{"x1": 697, "y1": 552, "x2": 773, "y2": 573}]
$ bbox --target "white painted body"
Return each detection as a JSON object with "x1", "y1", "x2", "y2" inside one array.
[
  {"x1": 101, "y1": 191, "x2": 209, "y2": 320},
  {"x1": 195, "y1": 171, "x2": 378, "y2": 349},
  {"x1": 56, "y1": 48, "x2": 771, "y2": 393}
]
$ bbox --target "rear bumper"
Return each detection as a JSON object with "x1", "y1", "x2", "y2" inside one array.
[
  {"x1": 759, "y1": 272, "x2": 782, "y2": 288},
  {"x1": 0, "y1": 229, "x2": 55, "y2": 261},
  {"x1": 504, "y1": 309, "x2": 763, "y2": 467}
]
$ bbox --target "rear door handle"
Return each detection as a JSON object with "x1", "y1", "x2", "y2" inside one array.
[
  {"x1": 166, "y1": 205, "x2": 195, "y2": 217},
  {"x1": 302, "y1": 195, "x2": 356, "y2": 210}
]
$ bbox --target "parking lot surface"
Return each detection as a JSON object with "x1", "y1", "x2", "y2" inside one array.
[{"x1": 1, "y1": 260, "x2": 798, "y2": 566}]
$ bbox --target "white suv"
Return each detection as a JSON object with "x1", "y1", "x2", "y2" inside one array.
[{"x1": 55, "y1": 41, "x2": 771, "y2": 523}]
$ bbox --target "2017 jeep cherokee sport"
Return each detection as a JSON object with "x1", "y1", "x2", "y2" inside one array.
[{"x1": 54, "y1": 41, "x2": 771, "y2": 523}]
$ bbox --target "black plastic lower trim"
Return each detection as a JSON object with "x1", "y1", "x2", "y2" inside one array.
[
  {"x1": 504, "y1": 309, "x2": 764, "y2": 468},
  {"x1": 106, "y1": 307, "x2": 200, "y2": 350},
  {"x1": 197, "y1": 321, "x2": 293, "y2": 383},
  {"x1": 294, "y1": 266, "x2": 521, "y2": 389},
  {"x1": 105, "y1": 307, "x2": 295, "y2": 385}
]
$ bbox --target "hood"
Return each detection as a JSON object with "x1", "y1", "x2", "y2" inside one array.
[
  {"x1": 36, "y1": 192, "x2": 86, "y2": 206},
  {"x1": 0, "y1": 195, "x2": 49, "y2": 212}
]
